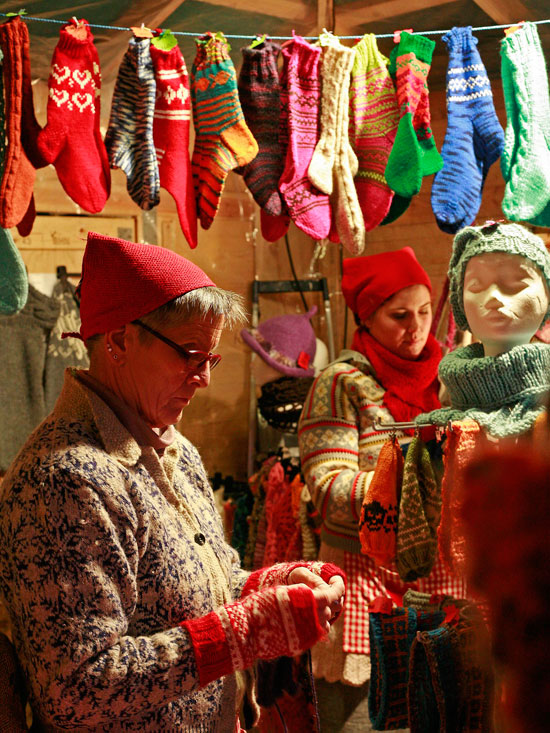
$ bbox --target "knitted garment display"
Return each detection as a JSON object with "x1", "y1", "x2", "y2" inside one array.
[
  {"x1": 500, "y1": 22, "x2": 550, "y2": 225},
  {"x1": 385, "y1": 32, "x2": 442, "y2": 198},
  {"x1": 0, "y1": 16, "x2": 36, "y2": 229},
  {"x1": 359, "y1": 438, "x2": 403, "y2": 567},
  {"x1": 237, "y1": 39, "x2": 286, "y2": 217},
  {"x1": 417, "y1": 342, "x2": 550, "y2": 437},
  {"x1": 396, "y1": 436, "x2": 442, "y2": 582},
  {"x1": 0, "y1": 226, "x2": 28, "y2": 314},
  {"x1": 105, "y1": 37, "x2": 159, "y2": 210},
  {"x1": 262, "y1": 461, "x2": 303, "y2": 566},
  {"x1": 278, "y1": 36, "x2": 331, "y2": 240},
  {"x1": 37, "y1": 21, "x2": 110, "y2": 214},
  {"x1": 448, "y1": 222, "x2": 550, "y2": 332},
  {"x1": 431, "y1": 26, "x2": 504, "y2": 234},
  {"x1": 349, "y1": 34, "x2": 399, "y2": 231},
  {"x1": 150, "y1": 42, "x2": 197, "y2": 249},
  {"x1": 368, "y1": 602, "x2": 444, "y2": 730},
  {"x1": 408, "y1": 609, "x2": 494, "y2": 733},
  {"x1": 351, "y1": 328, "x2": 441, "y2": 424},
  {"x1": 437, "y1": 420, "x2": 480, "y2": 576},
  {"x1": 257, "y1": 376, "x2": 314, "y2": 432},
  {"x1": 191, "y1": 32, "x2": 257, "y2": 229}
]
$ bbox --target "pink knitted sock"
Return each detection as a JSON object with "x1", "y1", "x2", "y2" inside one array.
[{"x1": 278, "y1": 36, "x2": 331, "y2": 240}]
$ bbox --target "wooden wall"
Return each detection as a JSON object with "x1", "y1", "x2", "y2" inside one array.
[{"x1": 15, "y1": 81, "x2": 513, "y2": 482}]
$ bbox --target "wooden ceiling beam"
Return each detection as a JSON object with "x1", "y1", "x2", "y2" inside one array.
[
  {"x1": 471, "y1": 0, "x2": 536, "y2": 25},
  {"x1": 334, "y1": 0, "x2": 458, "y2": 32},
  {"x1": 199, "y1": 0, "x2": 313, "y2": 23},
  {"x1": 318, "y1": 0, "x2": 335, "y2": 33}
]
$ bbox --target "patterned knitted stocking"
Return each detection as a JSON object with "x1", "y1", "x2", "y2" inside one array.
[
  {"x1": 350, "y1": 34, "x2": 399, "y2": 231},
  {"x1": 500, "y1": 22, "x2": 550, "y2": 222},
  {"x1": 105, "y1": 37, "x2": 159, "y2": 211},
  {"x1": 150, "y1": 43, "x2": 197, "y2": 249},
  {"x1": 37, "y1": 21, "x2": 110, "y2": 214},
  {"x1": 0, "y1": 16, "x2": 36, "y2": 229},
  {"x1": 431, "y1": 27, "x2": 504, "y2": 234},
  {"x1": 0, "y1": 227, "x2": 28, "y2": 314},
  {"x1": 332, "y1": 44, "x2": 366, "y2": 254},
  {"x1": 278, "y1": 36, "x2": 331, "y2": 240},
  {"x1": 237, "y1": 39, "x2": 285, "y2": 216},
  {"x1": 385, "y1": 33, "x2": 437, "y2": 198}
]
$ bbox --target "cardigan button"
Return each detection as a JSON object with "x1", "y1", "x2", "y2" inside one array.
[{"x1": 194, "y1": 532, "x2": 206, "y2": 546}]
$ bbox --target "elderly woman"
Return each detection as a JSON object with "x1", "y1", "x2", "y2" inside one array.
[
  {"x1": 0, "y1": 232, "x2": 345, "y2": 732},
  {"x1": 298, "y1": 247, "x2": 466, "y2": 732}
]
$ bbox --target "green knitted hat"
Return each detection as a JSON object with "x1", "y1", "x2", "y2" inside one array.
[
  {"x1": 449, "y1": 222, "x2": 550, "y2": 331},
  {"x1": 0, "y1": 228, "x2": 28, "y2": 315}
]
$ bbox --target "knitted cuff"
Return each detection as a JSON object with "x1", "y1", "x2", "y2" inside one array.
[
  {"x1": 398, "y1": 32, "x2": 435, "y2": 64},
  {"x1": 56, "y1": 22, "x2": 94, "y2": 56},
  {"x1": 289, "y1": 36, "x2": 321, "y2": 78},
  {"x1": 242, "y1": 561, "x2": 347, "y2": 597},
  {"x1": 181, "y1": 611, "x2": 234, "y2": 687}
]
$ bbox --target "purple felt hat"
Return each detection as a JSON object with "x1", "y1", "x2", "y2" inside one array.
[{"x1": 241, "y1": 306, "x2": 318, "y2": 377}]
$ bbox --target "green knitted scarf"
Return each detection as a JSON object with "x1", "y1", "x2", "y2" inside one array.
[{"x1": 417, "y1": 342, "x2": 550, "y2": 437}]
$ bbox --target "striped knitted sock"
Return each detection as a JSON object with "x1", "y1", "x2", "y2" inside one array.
[
  {"x1": 431, "y1": 27, "x2": 504, "y2": 234},
  {"x1": 385, "y1": 33, "x2": 435, "y2": 198},
  {"x1": 278, "y1": 36, "x2": 331, "y2": 240},
  {"x1": 350, "y1": 34, "x2": 399, "y2": 231},
  {"x1": 500, "y1": 22, "x2": 550, "y2": 222},
  {"x1": 105, "y1": 37, "x2": 159, "y2": 210},
  {"x1": 237, "y1": 39, "x2": 285, "y2": 216},
  {"x1": 150, "y1": 42, "x2": 197, "y2": 248}
]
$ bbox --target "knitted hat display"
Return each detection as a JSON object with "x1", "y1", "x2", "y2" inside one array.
[
  {"x1": 359, "y1": 437, "x2": 403, "y2": 567},
  {"x1": 0, "y1": 227, "x2": 28, "y2": 314},
  {"x1": 257, "y1": 375, "x2": 315, "y2": 432},
  {"x1": 76, "y1": 231, "x2": 215, "y2": 340},
  {"x1": 241, "y1": 306, "x2": 318, "y2": 378},
  {"x1": 342, "y1": 247, "x2": 432, "y2": 321},
  {"x1": 105, "y1": 37, "x2": 159, "y2": 211},
  {"x1": 368, "y1": 601, "x2": 444, "y2": 730},
  {"x1": 150, "y1": 41, "x2": 197, "y2": 249},
  {"x1": 448, "y1": 221, "x2": 550, "y2": 331},
  {"x1": 396, "y1": 436, "x2": 442, "y2": 582},
  {"x1": 0, "y1": 16, "x2": 36, "y2": 230},
  {"x1": 36, "y1": 19, "x2": 110, "y2": 214},
  {"x1": 500, "y1": 23, "x2": 550, "y2": 225},
  {"x1": 431, "y1": 27, "x2": 504, "y2": 234}
]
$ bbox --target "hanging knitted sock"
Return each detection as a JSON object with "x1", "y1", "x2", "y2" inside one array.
[
  {"x1": 36, "y1": 20, "x2": 110, "y2": 214},
  {"x1": 0, "y1": 17, "x2": 36, "y2": 229},
  {"x1": 237, "y1": 39, "x2": 285, "y2": 216},
  {"x1": 431, "y1": 27, "x2": 504, "y2": 234},
  {"x1": 332, "y1": 44, "x2": 365, "y2": 254},
  {"x1": 278, "y1": 36, "x2": 331, "y2": 240},
  {"x1": 414, "y1": 59, "x2": 443, "y2": 179},
  {"x1": 105, "y1": 36, "x2": 158, "y2": 211},
  {"x1": 349, "y1": 34, "x2": 399, "y2": 230},
  {"x1": 500, "y1": 22, "x2": 550, "y2": 222},
  {"x1": 18, "y1": 16, "x2": 43, "y2": 173},
  {"x1": 150, "y1": 42, "x2": 197, "y2": 249},
  {"x1": 190, "y1": 34, "x2": 243, "y2": 229},
  {"x1": 385, "y1": 32, "x2": 435, "y2": 198},
  {"x1": 0, "y1": 227, "x2": 28, "y2": 314}
]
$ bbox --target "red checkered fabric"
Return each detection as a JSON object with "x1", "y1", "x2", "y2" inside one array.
[{"x1": 343, "y1": 551, "x2": 466, "y2": 654}]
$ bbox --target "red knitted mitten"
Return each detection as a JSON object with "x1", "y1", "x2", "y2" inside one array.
[
  {"x1": 150, "y1": 43, "x2": 197, "y2": 249},
  {"x1": 181, "y1": 585, "x2": 325, "y2": 687},
  {"x1": 242, "y1": 560, "x2": 347, "y2": 596},
  {"x1": 37, "y1": 20, "x2": 110, "y2": 213}
]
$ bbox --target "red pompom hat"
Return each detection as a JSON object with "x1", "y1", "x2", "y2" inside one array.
[
  {"x1": 341, "y1": 247, "x2": 432, "y2": 321},
  {"x1": 77, "y1": 232, "x2": 215, "y2": 340}
]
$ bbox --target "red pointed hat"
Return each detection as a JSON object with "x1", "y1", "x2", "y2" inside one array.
[
  {"x1": 341, "y1": 247, "x2": 432, "y2": 321},
  {"x1": 78, "y1": 232, "x2": 215, "y2": 340}
]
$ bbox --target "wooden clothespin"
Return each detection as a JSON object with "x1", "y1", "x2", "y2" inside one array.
[
  {"x1": 393, "y1": 28, "x2": 413, "y2": 44},
  {"x1": 504, "y1": 21, "x2": 525, "y2": 36},
  {"x1": 130, "y1": 23, "x2": 154, "y2": 39}
]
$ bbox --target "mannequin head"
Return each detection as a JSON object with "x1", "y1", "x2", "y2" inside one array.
[
  {"x1": 450, "y1": 222, "x2": 550, "y2": 356},
  {"x1": 463, "y1": 252, "x2": 549, "y2": 356}
]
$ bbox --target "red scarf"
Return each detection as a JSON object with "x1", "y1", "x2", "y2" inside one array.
[{"x1": 351, "y1": 328, "x2": 441, "y2": 424}]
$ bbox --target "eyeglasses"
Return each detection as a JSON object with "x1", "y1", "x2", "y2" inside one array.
[{"x1": 134, "y1": 320, "x2": 222, "y2": 371}]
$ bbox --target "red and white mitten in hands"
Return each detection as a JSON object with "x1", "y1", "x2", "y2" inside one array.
[
  {"x1": 181, "y1": 584, "x2": 324, "y2": 687},
  {"x1": 242, "y1": 560, "x2": 346, "y2": 596}
]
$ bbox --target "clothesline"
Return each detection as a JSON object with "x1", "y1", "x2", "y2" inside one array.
[{"x1": 1, "y1": 11, "x2": 550, "y2": 40}]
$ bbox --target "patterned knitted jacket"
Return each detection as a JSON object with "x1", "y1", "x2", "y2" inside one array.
[
  {"x1": 0, "y1": 369, "x2": 249, "y2": 732},
  {"x1": 298, "y1": 351, "x2": 412, "y2": 553}
]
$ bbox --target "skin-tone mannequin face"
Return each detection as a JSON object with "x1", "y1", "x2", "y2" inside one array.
[
  {"x1": 364, "y1": 284, "x2": 432, "y2": 360},
  {"x1": 463, "y1": 252, "x2": 549, "y2": 357}
]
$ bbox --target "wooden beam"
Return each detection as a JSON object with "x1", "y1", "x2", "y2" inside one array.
[
  {"x1": 198, "y1": 0, "x2": 312, "y2": 23},
  {"x1": 318, "y1": 0, "x2": 335, "y2": 33},
  {"x1": 334, "y1": 0, "x2": 458, "y2": 31},
  {"x1": 471, "y1": 0, "x2": 536, "y2": 25}
]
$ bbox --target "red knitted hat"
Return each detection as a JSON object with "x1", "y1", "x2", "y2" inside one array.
[
  {"x1": 341, "y1": 247, "x2": 432, "y2": 321},
  {"x1": 78, "y1": 232, "x2": 215, "y2": 340}
]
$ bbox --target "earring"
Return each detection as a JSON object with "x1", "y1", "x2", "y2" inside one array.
[{"x1": 106, "y1": 344, "x2": 118, "y2": 360}]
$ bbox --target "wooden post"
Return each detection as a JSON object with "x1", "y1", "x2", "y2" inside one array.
[{"x1": 317, "y1": 0, "x2": 334, "y2": 34}]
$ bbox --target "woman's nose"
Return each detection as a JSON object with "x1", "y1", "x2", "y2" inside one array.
[{"x1": 186, "y1": 363, "x2": 211, "y2": 388}]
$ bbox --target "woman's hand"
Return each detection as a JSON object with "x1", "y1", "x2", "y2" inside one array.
[{"x1": 287, "y1": 567, "x2": 346, "y2": 633}]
